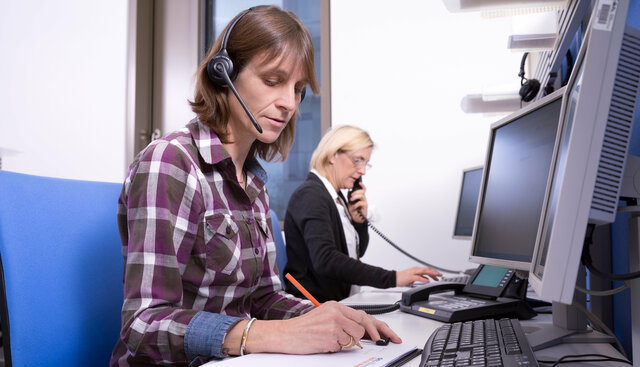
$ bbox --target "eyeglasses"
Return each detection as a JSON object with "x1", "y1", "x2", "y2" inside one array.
[{"x1": 338, "y1": 150, "x2": 372, "y2": 170}]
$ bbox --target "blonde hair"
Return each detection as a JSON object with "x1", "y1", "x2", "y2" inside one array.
[
  {"x1": 190, "y1": 5, "x2": 319, "y2": 162},
  {"x1": 310, "y1": 125, "x2": 374, "y2": 177}
]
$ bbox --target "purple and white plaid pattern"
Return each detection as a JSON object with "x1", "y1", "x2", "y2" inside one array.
[{"x1": 111, "y1": 119, "x2": 312, "y2": 366}]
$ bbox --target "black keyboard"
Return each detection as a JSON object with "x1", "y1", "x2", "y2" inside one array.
[{"x1": 420, "y1": 318, "x2": 538, "y2": 367}]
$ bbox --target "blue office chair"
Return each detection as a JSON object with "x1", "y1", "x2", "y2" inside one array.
[
  {"x1": 270, "y1": 209, "x2": 287, "y2": 284},
  {"x1": 0, "y1": 170, "x2": 123, "y2": 367}
]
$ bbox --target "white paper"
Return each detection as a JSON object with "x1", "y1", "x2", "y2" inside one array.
[{"x1": 203, "y1": 340, "x2": 419, "y2": 367}]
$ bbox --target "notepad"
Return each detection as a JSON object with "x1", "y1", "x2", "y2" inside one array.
[{"x1": 204, "y1": 340, "x2": 420, "y2": 367}]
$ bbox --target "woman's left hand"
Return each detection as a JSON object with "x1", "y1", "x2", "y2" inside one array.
[
  {"x1": 396, "y1": 267, "x2": 443, "y2": 287},
  {"x1": 347, "y1": 182, "x2": 368, "y2": 223}
]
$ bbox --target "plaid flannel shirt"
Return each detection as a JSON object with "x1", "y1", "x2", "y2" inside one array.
[{"x1": 110, "y1": 119, "x2": 312, "y2": 366}]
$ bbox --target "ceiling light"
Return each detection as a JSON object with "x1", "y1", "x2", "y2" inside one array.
[
  {"x1": 460, "y1": 93, "x2": 522, "y2": 114},
  {"x1": 508, "y1": 33, "x2": 557, "y2": 51},
  {"x1": 442, "y1": 0, "x2": 568, "y2": 18}
]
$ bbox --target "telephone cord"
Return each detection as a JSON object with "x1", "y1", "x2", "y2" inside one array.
[
  {"x1": 356, "y1": 209, "x2": 463, "y2": 274},
  {"x1": 348, "y1": 302, "x2": 400, "y2": 315},
  {"x1": 582, "y1": 224, "x2": 640, "y2": 281}
]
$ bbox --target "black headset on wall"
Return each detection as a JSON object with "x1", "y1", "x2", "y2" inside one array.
[
  {"x1": 518, "y1": 52, "x2": 541, "y2": 103},
  {"x1": 207, "y1": 7, "x2": 306, "y2": 134}
]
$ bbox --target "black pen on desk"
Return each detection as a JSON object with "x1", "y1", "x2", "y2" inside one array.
[{"x1": 285, "y1": 272, "x2": 362, "y2": 349}]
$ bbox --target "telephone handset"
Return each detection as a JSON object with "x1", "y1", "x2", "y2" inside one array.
[
  {"x1": 401, "y1": 281, "x2": 466, "y2": 305},
  {"x1": 348, "y1": 177, "x2": 362, "y2": 204},
  {"x1": 401, "y1": 265, "x2": 514, "y2": 305}
]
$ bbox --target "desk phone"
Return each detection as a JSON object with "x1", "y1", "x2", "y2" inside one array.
[{"x1": 399, "y1": 265, "x2": 535, "y2": 323}]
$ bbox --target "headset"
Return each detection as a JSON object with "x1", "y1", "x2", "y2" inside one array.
[
  {"x1": 207, "y1": 7, "x2": 306, "y2": 134},
  {"x1": 518, "y1": 52, "x2": 541, "y2": 103}
]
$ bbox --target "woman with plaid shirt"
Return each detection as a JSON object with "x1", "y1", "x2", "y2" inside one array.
[{"x1": 110, "y1": 6, "x2": 400, "y2": 366}]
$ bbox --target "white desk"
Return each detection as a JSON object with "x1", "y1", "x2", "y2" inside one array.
[
  {"x1": 342, "y1": 289, "x2": 630, "y2": 367},
  {"x1": 207, "y1": 289, "x2": 629, "y2": 366}
]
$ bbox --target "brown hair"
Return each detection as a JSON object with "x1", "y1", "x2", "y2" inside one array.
[{"x1": 190, "y1": 5, "x2": 319, "y2": 162}]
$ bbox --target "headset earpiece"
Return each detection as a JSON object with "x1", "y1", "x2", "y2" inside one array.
[
  {"x1": 519, "y1": 79, "x2": 541, "y2": 102},
  {"x1": 207, "y1": 49, "x2": 235, "y2": 86},
  {"x1": 518, "y1": 52, "x2": 541, "y2": 103},
  {"x1": 207, "y1": 9, "x2": 252, "y2": 86}
]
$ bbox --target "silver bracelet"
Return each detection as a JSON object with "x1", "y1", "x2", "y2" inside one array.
[{"x1": 240, "y1": 317, "x2": 257, "y2": 356}]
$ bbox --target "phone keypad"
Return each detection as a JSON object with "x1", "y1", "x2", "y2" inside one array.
[{"x1": 431, "y1": 296, "x2": 488, "y2": 310}]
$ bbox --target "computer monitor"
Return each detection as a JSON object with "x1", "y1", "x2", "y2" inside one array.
[
  {"x1": 529, "y1": 2, "x2": 640, "y2": 305},
  {"x1": 468, "y1": 88, "x2": 565, "y2": 271},
  {"x1": 452, "y1": 166, "x2": 483, "y2": 240}
]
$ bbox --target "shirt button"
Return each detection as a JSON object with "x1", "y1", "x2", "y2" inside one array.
[
  {"x1": 247, "y1": 218, "x2": 253, "y2": 224},
  {"x1": 226, "y1": 227, "x2": 231, "y2": 234},
  {"x1": 254, "y1": 248, "x2": 259, "y2": 255}
]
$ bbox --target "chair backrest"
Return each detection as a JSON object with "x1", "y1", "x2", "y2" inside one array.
[
  {"x1": 270, "y1": 209, "x2": 287, "y2": 284},
  {"x1": 0, "y1": 171, "x2": 123, "y2": 367}
]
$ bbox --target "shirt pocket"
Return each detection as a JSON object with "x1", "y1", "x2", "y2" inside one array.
[
  {"x1": 204, "y1": 212, "x2": 240, "y2": 275},
  {"x1": 257, "y1": 212, "x2": 279, "y2": 274},
  {"x1": 255, "y1": 212, "x2": 271, "y2": 240}
]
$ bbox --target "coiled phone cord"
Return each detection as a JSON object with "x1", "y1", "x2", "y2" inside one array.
[
  {"x1": 356, "y1": 209, "x2": 462, "y2": 274},
  {"x1": 349, "y1": 301, "x2": 401, "y2": 315}
]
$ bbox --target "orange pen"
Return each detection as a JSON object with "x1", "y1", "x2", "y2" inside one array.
[{"x1": 285, "y1": 273, "x2": 321, "y2": 306}]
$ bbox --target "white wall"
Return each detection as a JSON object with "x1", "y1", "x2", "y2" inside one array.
[
  {"x1": 0, "y1": 1, "x2": 128, "y2": 183},
  {"x1": 0, "y1": 1, "x2": 529, "y2": 273},
  {"x1": 331, "y1": 1, "x2": 525, "y2": 273}
]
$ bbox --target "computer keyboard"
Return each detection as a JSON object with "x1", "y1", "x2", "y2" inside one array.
[
  {"x1": 407, "y1": 273, "x2": 469, "y2": 288},
  {"x1": 420, "y1": 318, "x2": 538, "y2": 367},
  {"x1": 439, "y1": 273, "x2": 471, "y2": 284}
]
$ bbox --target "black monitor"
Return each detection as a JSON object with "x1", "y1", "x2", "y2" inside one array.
[
  {"x1": 468, "y1": 88, "x2": 565, "y2": 271},
  {"x1": 452, "y1": 166, "x2": 483, "y2": 240}
]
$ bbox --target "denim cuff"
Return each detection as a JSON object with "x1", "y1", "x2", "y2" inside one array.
[{"x1": 184, "y1": 311, "x2": 242, "y2": 360}]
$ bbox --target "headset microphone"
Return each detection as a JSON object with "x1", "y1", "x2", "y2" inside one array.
[
  {"x1": 215, "y1": 61, "x2": 263, "y2": 133},
  {"x1": 207, "y1": 8, "x2": 263, "y2": 134}
]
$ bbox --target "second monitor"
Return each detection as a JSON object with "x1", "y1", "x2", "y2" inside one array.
[
  {"x1": 399, "y1": 87, "x2": 566, "y2": 323},
  {"x1": 469, "y1": 87, "x2": 565, "y2": 271}
]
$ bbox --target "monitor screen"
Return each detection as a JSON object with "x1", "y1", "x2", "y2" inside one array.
[
  {"x1": 529, "y1": 3, "x2": 640, "y2": 304},
  {"x1": 468, "y1": 88, "x2": 564, "y2": 271},
  {"x1": 453, "y1": 166, "x2": 483, "y2": 239}
]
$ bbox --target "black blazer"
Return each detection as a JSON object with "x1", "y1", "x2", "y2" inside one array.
[{"x1": 283, "y1": 173, "x2": 396, "y2": 302}]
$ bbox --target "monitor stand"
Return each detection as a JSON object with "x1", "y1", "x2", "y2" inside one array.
[
  {"x1": 521, "y1": 266, "x2": 616, "y2": 351},
  {"x1": 523, "y1": 302, "x2": 616, "y2": 351}
]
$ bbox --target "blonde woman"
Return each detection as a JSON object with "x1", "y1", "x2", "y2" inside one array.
[{"x1": 284, "y1": 125, "x2": 441, "y2": 302}]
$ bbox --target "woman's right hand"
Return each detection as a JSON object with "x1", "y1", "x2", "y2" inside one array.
[{"x1": 244, "y1": 301, "x2": 401, "y2": 354}]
